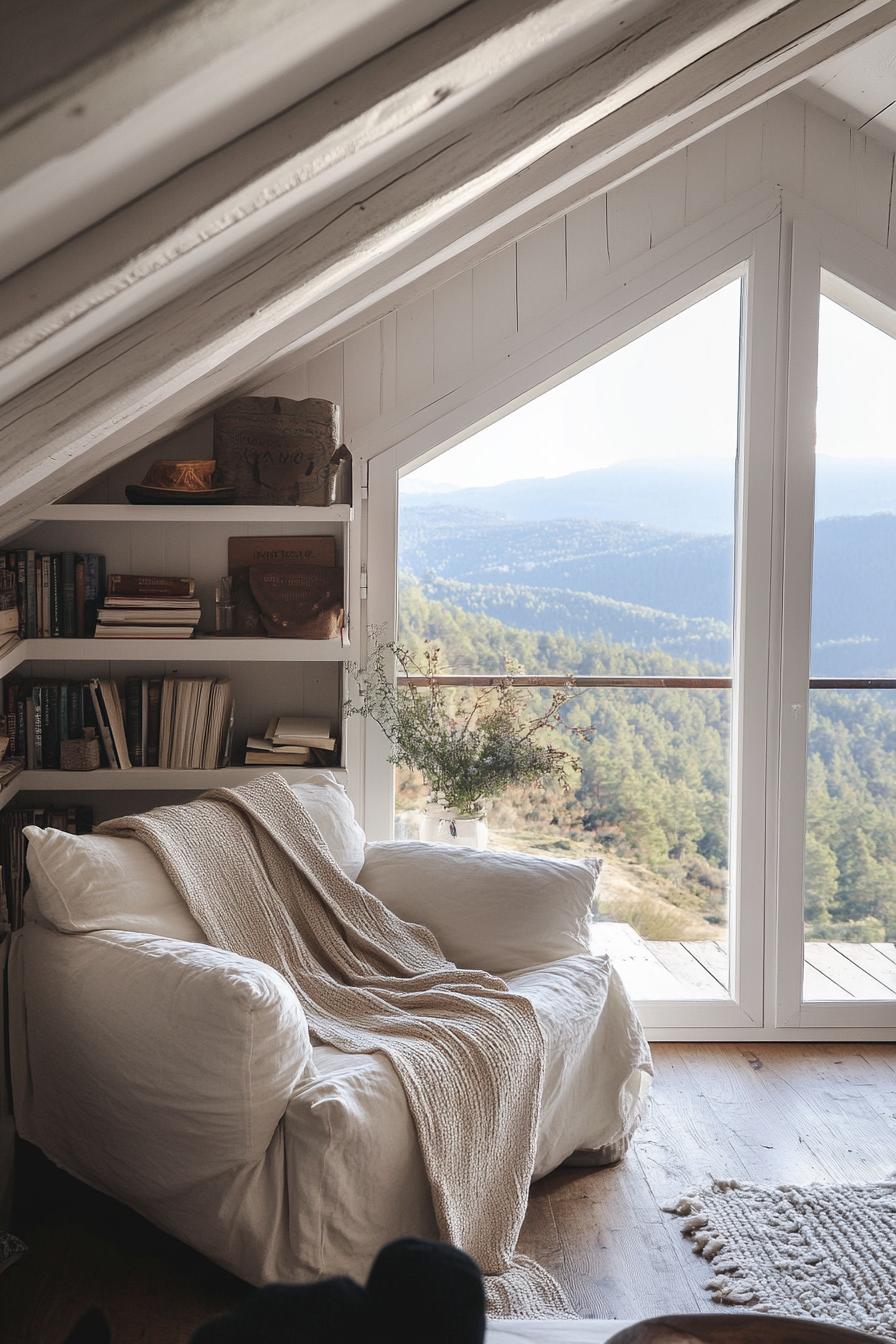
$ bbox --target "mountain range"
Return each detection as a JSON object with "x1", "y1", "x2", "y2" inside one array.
[
  {"x1": 403, "y1": 455, "x2": 896, "y2": 535},
  {"x1": 400, "y1": 499, "x2": 896, "y2": 675}
]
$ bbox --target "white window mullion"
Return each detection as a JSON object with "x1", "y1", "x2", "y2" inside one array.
[
  {"x1": 732, "y1": 214, "x2": 783, "y2": 1028},
  {"x1": 775, "y1": 217, "x2": 823, "y2": 1027}
]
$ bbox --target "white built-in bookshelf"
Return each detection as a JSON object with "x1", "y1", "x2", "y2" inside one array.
[{"x1": 0, "y1": 422, "x2": 360, "y2": 824}]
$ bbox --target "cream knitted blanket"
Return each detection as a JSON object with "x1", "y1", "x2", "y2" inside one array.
[{"x1": 99, "y1": 773, "x2": 592, "y2": 1318}]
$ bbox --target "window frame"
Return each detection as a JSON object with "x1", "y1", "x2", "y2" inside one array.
[
  {"x1": 774, "y1": 203, "x2": 896, "y2": 1033},
  {"x1": 364, "y1": 210, "x2": 780, "y2": 1035}
]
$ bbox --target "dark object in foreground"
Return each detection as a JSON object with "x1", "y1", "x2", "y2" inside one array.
[
  {"x1": 137, "y1": 1237, "x2": 482, "y2": 1344},
  {"x1": 62, "y1": 1238, "x2": 485, "y2": 1343},
  {"x1": 63, "y1": 1308, "x2": 111, "y2": 1343},
  {"x1": 188, "y1": 1237, "x2": 484, "y2": 1344},
  {"x1": 609, "y1": 1314, "x2": 889, "y2": 1343}
]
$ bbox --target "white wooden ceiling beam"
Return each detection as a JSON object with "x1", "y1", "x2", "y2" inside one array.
[
  {"x1": 7, "y1": 0, "x2": 864, "y2": 398},
  {"x1": 1, "y1": 0, "x2": 670, "y2": 386},
  {"x1": 1, "y1": 0, "x2": 463, "y2": 278},
  {"x1": 0, "y1": 0, "x2": 894, "y2": 540}
]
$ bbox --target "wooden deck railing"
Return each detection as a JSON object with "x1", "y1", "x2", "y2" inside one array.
[{"x1": 398, "y1": 675, "x2": 896, "y2": 690}]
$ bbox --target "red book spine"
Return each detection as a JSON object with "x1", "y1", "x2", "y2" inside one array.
[{"x1": 106, "y1": 574, "x2": 195, "y2": 598}]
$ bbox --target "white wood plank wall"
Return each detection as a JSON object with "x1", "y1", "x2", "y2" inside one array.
[{"x1": 248, "y1": 93, "x2": 896, "y2": 460}]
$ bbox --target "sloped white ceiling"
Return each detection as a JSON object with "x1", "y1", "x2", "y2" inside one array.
[
  {"x1": 801, "y1": 20, "x2": 896, "y2": 151},
  {"x1": 2, "y1": 0, "x2": 896, "y2": 544}
]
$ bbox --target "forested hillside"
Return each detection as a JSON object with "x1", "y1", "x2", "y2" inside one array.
[
  {"x1": 401, "y1": 504, "x2": 896, "y2": 675},
  {"x1": 409, "y1": 574, "x2": 730, "y2": 663},
  {"x1": 398, "y1": 581, "x2": 896, "y2": 943}
]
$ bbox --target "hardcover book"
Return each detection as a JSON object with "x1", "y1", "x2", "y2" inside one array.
[
  {"x1": 145, "y1": 679, "x2": 162, "y2": 767},
  {"x1": 61, "y1": 552, "x2": 76, "y2": 638},
  {"x1": 107, "y1": 575, "x2": 196, "y2": 598}
]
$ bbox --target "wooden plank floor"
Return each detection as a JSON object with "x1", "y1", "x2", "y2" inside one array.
[
  {"x1": 519, "y1": 1042, "x2": 896, "y2": 1319},
  {"x1": 1, "y1": 1044, "x2": 895, "y2": 1340},
  {"x1": 593, "y1": 923, "x2": 896, "y2": 1001}
]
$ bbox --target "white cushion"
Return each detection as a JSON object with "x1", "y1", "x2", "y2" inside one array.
[
  {"x1": 358, "y1": 842, "x2": 598, "y2": 975},
  {"x1": 25, "y1": 826, "x2": 208, "y2": 942},
  {"x1": 13, "y1": 925, "x2": 313, "y2": 1179},
  {"x1": 24, "y1": 771, "x2": 366, "y2": 940},
  {"x1": 290, "y1": 772, "x2": 366, "y2": 881}
]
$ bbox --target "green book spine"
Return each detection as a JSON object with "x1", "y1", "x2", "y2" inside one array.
[
  {"x1": 74, "y1": 557, "x2": 86, "y2": 639},
  {"x1": 44, "y1": 683, "x2": 60, "y2": 769},
  {"x1": 61, "y1": 553, "x2": 76, "y2": 638},
  {"x1": 32, "y1": 687, "x2": 43, "y2": 769},
  {"x1": 58, "y1": 681, "x2": 69, "y2": 744}
]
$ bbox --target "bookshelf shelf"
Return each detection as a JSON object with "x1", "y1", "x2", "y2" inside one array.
[
  {"x1": 30, "y1": 505, "x2": 353, "y2": 524},
  {"x1": 12, "y1": 767, "x2": 347, "y2": 794},
  {"x1": 0, "y1": 637, "x2": 349, "y2": 675}
]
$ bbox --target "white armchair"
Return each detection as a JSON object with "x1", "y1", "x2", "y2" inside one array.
[{"x1": 8, "y1": 776, "x2": 652, "y2": 1295}]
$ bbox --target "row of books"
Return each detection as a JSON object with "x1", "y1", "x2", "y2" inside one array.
[
  {"x1": 95, "y1": 573, "x2": 201, "y2": 640},
  {"x1": 0, "y1": 551, "x2": 105, "y2": 638},
  {"x1": 0, "y1": 804, "x2": 93, "y2": 931},
  {"x1": 3, "y1": 675, "x2": 234, "y2": 771},
  {"x1": 245, "y1": 715, "x2": 337, "y2": 767}
]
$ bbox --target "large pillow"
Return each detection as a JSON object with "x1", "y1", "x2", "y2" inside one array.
[
  {"x1": 290, "y1": 772, "x2": 366, "y2": 881},
  {"x1": 25, "y1": 771, "x2": 366, "y2": 939},
  {"x1": 25, "y1": 827, "x2": 209, "y2": 942},
  {"x1": 358, "y1": 842, "x2": 598, "y2": 975}
]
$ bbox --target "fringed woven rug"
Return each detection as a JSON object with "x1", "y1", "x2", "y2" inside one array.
[{"x1": 665, "y1": 1179, "x2": 896, "y2": 1341}]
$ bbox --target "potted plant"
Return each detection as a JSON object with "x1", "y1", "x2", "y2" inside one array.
[{"x1": 347, "y1": 632, "x2": 587, "y2": 848}]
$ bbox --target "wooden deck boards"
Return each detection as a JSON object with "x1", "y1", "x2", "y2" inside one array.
[{"x1": 592, "y1": 923, "x2": 896, "y2": 1001}]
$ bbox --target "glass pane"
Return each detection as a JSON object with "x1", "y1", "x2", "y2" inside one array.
[
  {"x1": 396, "y1": 281, "x2": 744, "y2": 1001},
  {"x1": 803, "y1": 292, "x2": 896, "y2": 1000}
]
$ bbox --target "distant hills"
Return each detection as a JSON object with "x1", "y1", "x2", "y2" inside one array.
[
  {"x1": 403, "y1": 455, "x2": 896, "y2": 535},
  {"x1": 399, "y1": 502, "x2": 896, "y2": 675},
  {"x1": 409, "y1": 575, "x2": 732, "y2": 665}
]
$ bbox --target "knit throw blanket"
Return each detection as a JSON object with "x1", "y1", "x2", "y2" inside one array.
[{"x1": 99, "y1": 773, "x2": 588, "y2": 1318}]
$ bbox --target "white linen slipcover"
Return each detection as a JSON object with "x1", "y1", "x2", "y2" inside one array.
[{"x1": 9, "y1": 922, "x2": 650, "y2": 1287}]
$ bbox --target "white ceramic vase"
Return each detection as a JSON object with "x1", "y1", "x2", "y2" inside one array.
[{"x1": 420, "y1": 803, "x2": 488, "y2": 850}]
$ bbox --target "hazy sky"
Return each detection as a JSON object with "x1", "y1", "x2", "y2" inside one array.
[{"x1": 406, "y1": 281, "x2": 894, "y2": 490}]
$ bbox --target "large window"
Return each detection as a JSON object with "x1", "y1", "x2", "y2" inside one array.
[
  {"x1": 367, "y1": 214, "x2": 896, "y2": 1034},
  {"x1": 396, "y1": 282, "x2": 743, "y2": 1003},
  {"x1": 802, "y1": 292, "x2": 896, "y2": 1004}
]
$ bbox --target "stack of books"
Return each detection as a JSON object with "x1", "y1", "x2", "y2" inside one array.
[
  {"x1": 1, "y1": 803, "x2": 93, "y2": 930},
  {"x1": 245, "y1": 715, "x2": 336, "y2": 767},
  {"x1": 158, "y1": 675, "x2": 234, "y2": 769},
  {"x1": 0, "y1": 549, "x2": 105, "y2": 637},
  {"x1": 4, "y1": 674, "x2": 233, "y2": 771},
  {"x1": 95, "y1": 574, "x2": 201, "y2": 639}
]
